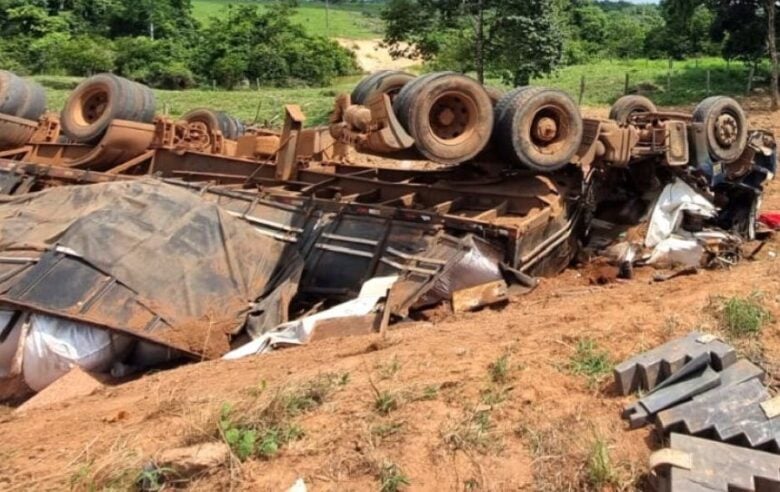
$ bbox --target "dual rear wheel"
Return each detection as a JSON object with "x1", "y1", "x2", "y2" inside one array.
[{"x1": 0, "y1": 71, "x2": 47, "y2": 122}]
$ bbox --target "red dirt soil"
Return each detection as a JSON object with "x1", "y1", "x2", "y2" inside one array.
[{"x1": 2, "y1": 98, "x2": 780, "y2": 491}]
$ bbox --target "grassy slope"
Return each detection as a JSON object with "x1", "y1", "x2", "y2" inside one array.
[{"x1": 191, "y1": 0, "x2": 384, "y2": 39}]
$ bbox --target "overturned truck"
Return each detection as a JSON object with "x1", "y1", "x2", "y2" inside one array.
[{"x1": 0, "y1": 70, "x2": 774, "y2": 397}]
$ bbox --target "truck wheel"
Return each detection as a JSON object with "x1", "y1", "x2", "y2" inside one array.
[
  {"x1": 351, "y1": 70, "x2": 414, "y2": 105},
  {"x1": 609, "y1": 95, "x2": 657, "y2": 124},
  {"x1": 0, "y1": 71, "x2": 28, "y2": 117},
  {"x1": 129, "y1": 79, "x2": 156, "y2": 123},
  {"x1": 495, "y1": 87, "x2": 583, "y2": 172},
  {"x1": 692, "y1": 96, "x2": 747, "y2": 162},
  {"x1": 484, "y1": 86, "x2": 505, "y2": 107},
  {"x1": 17, "y1": 80, "x2": 47, "y2": 121},
  {"x1": 60, "y1": 73, "x2": 140, "y2": 143},
  {"x1": 219, "y1": 112, "x2": 244, "y2": 139},
  {"x1": 393, "y1": 72, "x2": 493, "y2": 164},
  {"x1": 182, "y1": 109, "x2": 243, "y2": 139}
]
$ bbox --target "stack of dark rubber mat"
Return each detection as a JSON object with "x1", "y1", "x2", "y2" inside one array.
[{"x1": 615, "y1": 332, "x2": 780, "y2": 491}]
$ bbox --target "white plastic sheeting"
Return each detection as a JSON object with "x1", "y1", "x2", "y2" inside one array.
[
  {"x1": 645, "y1": 179, "x2": 721, "y2": 268},
  {"x1": 645, "y1": 179, "x2": 716, "y2": 248},
  {"x1": 22, "y1": 315, "x2": 132, "y2": 391},
  {"x1": 223, "y1": 276, "x2": 397, "y2": 360}
]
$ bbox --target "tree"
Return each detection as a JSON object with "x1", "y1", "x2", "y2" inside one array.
[{"x1": 382, "y1": 0, "x2": 562, "y2": 85}]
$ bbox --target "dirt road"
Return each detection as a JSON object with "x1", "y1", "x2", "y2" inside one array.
[
  {"x1": 338, "y1": 38, "x2": 419, "y2": 73},
  {"x1": 1, "y1": 102, "x2": 779, "y2": 491}
]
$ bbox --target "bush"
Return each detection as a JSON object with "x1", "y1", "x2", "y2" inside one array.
[
  {"x1": 57, "y1": 35, "x2": 116, "y2": 76},
  {"x1": 147, "y1": 62, "x2": 196, "y2": 90}
]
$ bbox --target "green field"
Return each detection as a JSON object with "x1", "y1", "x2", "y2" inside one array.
[
  {"x1": 33, "y1": 57, "x2": 765, "y2": 128},
  {"x1": 531, "y1": 57, "x2": 762, "y2": 107},
  {"x1": 191, "y1": 0, "x2": 384, "y2": 39}
]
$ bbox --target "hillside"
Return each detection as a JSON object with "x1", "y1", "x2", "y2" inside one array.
[{"x1": 191, "y1": 0, "x2": 384, "y2": 39}]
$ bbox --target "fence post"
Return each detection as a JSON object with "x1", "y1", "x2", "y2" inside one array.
[
  {"x1": 746, "y1": 66, "x2": 755, "y2": 95},
  {"x1": 624, "y1": 73, "x2": 630, "y2": 95},
  {"x1": 579, "y1": 75, "x2": 586, "y2": 105},
  {"x1": 212, "y1": 79, "x2": 216, "y2": 91},
  {"x1": 706, "y1": 70, "x2": 711, "y2": 95}
]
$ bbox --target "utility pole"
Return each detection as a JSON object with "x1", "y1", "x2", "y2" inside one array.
[{"x1": 475, "y1": 0, "x2": 484, "y2": 83}]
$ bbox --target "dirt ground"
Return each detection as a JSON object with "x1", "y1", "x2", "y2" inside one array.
[
  {"x1": 2, "y1": 98, "x2": 780, "y2": 491},
  {"x1": 337, "y1": 38, "x2": 419, "y2": 73}
]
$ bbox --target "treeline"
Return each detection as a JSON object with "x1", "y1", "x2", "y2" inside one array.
[
  {"x1": 382, "y1": 0, "x2": 774, "y2": 85},
  {"x1": 0, "y1": 0, "x2": 357, "y2": 89}
]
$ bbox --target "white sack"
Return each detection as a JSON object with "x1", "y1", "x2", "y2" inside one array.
[{"x1": 22, "y1": 315, "x2": 132, "y2": 391}]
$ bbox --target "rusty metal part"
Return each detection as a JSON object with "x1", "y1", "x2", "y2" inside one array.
[
  {"x1": 0, "y1": 156, "x2": 580, "y2": 276},
  {"x1": 665, "y1": 121, "x2": 690, "y2": 166},
  {"x1": 276, "y1": 105, "x2": 305, "y2": 181},
  {"x1": 29, "y1": 114, "x2": 61, "y2": 144},
  {"x1": 0, "y1": 114, "x2": 38, "y2": 151},
  {"x1": 715, "y1": 113, "x2": 739, "y2": 146},
  {"x1": 330, "y1": 93, "x2": 414, "y2": 154}
]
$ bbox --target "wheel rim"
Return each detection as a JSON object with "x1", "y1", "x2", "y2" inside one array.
[
  {"x1": 428, "y1": 91, "x2": 477, "y2": 145},
  {"x1": 76, "y1": 87, "x2": 110, "y2": 126},
  {"x1": 714, "y1": 112, "x2": 740, "y2": 147},
  {"x1": 525, "y1": 104, "x2": 573, "y2": 158}
]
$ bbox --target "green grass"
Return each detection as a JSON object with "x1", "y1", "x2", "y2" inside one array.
[
  {"x1": 569, "y1": 339, "x2": 612, "y2": 380},
  {"x1": 191, "y1": 0, "x2": 384, "y2": 39},
  {"x1": 715, "y1": 293, "x2": 772, "y2": 338},
  {"x1": 586, "y1": 435, "x2": 618, "y2": 487},
  {"x1": 530, "y1": 57, "x2": 764, "y2": 106}
]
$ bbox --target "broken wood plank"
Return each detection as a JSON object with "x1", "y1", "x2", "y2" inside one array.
[{"x1": 451, "y1": 280, "x2": 509, "y2": 313}]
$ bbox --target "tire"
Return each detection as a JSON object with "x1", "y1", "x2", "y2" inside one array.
[
  {"x1": 0, "y1": 71, "x2": 28, "y2": 117},
  {"x1": 217, "y1": 112, "x2": 244, "y2": 139},
  {"x1": 608, "y1": 95, "x2": 657, "y2": 125},
  {"x1": 393, "y1": 72, "x2": 493, "y2": 164},
  {"x1": 351, "y1": 70, "x2": 389, "y2": 104},
  {"x1": 495, "y1": 87, "x2": 583, "y2": 172},
  {"x1": 136, "y1": 82, "x2": 156, "y2": 122},
  {"x1": 182, "y1": 108, "x2": 243, "y2": 139},
  {"x1": 692, "y1": 96, "x2": 748, "y2": 162},
  {"x1": 392, "y1": 72, "x2": 452, "y2": 122},
  {"x1": 484, "y1": 86, "x2": 505, "y2": 107},
  {"x1": 493, "y1": 86, "x2": 533, "y2": 135},
  {"x1": 60, "y1": 73, "x2": 140, "y2": 143},
  {"x1": 351, "y1": 70, "x2": 414, "y2": 105},
  {"x1": 17, "y1": 80, "x2": 47, "y2": 121}
]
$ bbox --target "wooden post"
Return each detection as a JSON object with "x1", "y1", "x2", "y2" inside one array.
[
  {"x1": 624, "y1": 73, "x2": 630, "y2": 95},
  {"x1": 706, "y1": 70, "x2": 711, "y2": 96},
  {"x1": 747, "y1": 65, "x2": 755, "y2": 95},
  {"x1": 212, "y1": 79, "x2": 216, "y2": 91},
  {"x1": 667, "y1": 70, "x2": 672, "y2": 93},
  {"x1": 579, "y1": 75, "x2": 586, "y2": 105}
]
